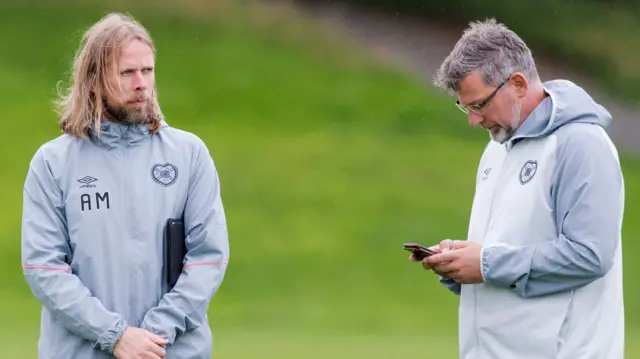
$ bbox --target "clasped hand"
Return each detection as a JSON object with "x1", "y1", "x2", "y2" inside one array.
[
  {"x1": 114, "y1": 327, "x2": 168, "y2": 359},
  {"x1": 409, "y1": 239, "x2": 484, "y2": 284}
]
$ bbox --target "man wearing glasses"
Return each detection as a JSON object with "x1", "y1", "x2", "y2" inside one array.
[{"x1": 410, "y1": 18, "x2": 625, "y2": 359}]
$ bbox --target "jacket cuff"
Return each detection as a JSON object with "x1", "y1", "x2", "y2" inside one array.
[
  {"x1": 141, "y1": 320, "x2": 174, "y2": 344},
  {"x1": 96, "y1": 318, "x2": 128, "y2": 353},
  {"x1": 480, "y1": 245, "x2": 488, "y2": 283},
  {"x1": 438, "y1": 274, "x2": 461, "y2": 295},
  {"x1": 480, "y1": 244, "x2": 518, "y2": 289}
]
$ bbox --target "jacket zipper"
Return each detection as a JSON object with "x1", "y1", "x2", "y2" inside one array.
[{"x1": 475, "y1": 149, "x2": 509, "y2": 357}]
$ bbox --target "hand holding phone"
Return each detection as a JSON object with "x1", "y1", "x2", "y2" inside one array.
[{"x1": 403, "y1": 242, "x2": 437, "y2": 261}]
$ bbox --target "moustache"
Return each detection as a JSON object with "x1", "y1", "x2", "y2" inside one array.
[{"x1": 128, "y1": 94, "x2": 150, "y2": 103}]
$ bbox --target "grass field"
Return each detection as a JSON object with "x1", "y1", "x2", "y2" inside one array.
[{"x1": 1, "y1": 1, "x2": 639, "y2": 357}]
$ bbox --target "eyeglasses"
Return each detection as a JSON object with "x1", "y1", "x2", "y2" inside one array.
[{"x1": 455, "y1": 76, "x2": 511, "y2": 114}]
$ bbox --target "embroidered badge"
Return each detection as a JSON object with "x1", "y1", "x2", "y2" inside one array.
[
  {"x1": 151, "y1": 163, "x2": 178, "y2": 187},
  {"x1": 519, "y1": 160, "x2": 538, "y2": 185}
]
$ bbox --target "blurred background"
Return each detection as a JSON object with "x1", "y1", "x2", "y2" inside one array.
[{"x1": 1, "y1": 0, "x2": 638, "y2": 357}]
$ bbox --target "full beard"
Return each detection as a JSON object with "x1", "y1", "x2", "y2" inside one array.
[
  {"x1": 104, "y1": 98, "x2": 152, "y2": 125},
  {"x1": 490, "y1": 102, "x2": 521, "y2": 144}
]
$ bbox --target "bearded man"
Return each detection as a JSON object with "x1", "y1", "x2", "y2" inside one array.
[
  {"x1": 411, "y1": 18, "x2": 625, "y2": 359},
  {"x1": 21, "y1": 12, "x2": 230, "y2": 359}
]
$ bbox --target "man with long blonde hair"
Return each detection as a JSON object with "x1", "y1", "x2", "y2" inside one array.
[{"x1": 21, "y1": 12, "x2": 230, "y2": 359}]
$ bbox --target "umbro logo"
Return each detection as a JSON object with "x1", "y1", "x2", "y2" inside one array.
[
  {"x1": 481, "y1": 168, "x2": 492, "y2": 180},
  {"x1": 78, "y1": 176, "x2": 97, "y2": 188}
]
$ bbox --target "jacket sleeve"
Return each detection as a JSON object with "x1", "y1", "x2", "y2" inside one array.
[
  {"x1": 140, "y1": 141, "x2": 230, "y2": 344},
  {"x1": 480, "y1": 124, "x2": 623, "y2": 298},
  {"x1": 21, "y1": 147, "x2": 129, "y2": 353},
  {"x1": 439, "y1": 275, "x2": 461, "y2": 295}
]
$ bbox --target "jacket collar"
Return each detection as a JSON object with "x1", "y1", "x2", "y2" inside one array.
[{"x1": 89, "y1": 120, "x2": 153, "y2": 150}]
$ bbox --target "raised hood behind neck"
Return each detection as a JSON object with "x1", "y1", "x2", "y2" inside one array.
[{"x1": 505, "y1": 79, "x2": 611, "y2": 149}]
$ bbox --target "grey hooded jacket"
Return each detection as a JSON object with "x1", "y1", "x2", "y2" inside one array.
[
  {"x1": 442, "y1": 80, "x2": 625, "y2": 359},
  {"x1": 21, "y1": 121, "x2": 230, "y2": 358}
]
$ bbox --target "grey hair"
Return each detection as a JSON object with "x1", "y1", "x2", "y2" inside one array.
[{"x1": 434, "y1": 18, "x2": 540, "y2": 93}]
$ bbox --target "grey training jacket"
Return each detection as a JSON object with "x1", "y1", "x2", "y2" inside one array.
[{"x1": 21, "y1": 120, "x2": 230, "y2": 358}]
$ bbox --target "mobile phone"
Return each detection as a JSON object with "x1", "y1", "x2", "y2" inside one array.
[{"x1": 403, "y1": 243, "x2": 436, "y2": 260}]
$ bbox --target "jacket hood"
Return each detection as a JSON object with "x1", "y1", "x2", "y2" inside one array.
[
  {"x1": 90, "y1": 120, "x2": 168, "y2": 149},
  {"x1": 506, "y1": 79, "x2": 611, "y2": 148}
]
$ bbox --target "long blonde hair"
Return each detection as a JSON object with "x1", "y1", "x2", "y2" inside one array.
[{"x1": 55, "y1": 12, "x2": 164, "y2": 139}]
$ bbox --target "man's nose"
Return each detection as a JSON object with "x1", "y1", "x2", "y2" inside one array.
[
  {"x1": 132, "y1": 71, "x2": 147, "y2": 91},
  {"x1": 468, "y1": 112, "x2": 483, "y2": 127}
]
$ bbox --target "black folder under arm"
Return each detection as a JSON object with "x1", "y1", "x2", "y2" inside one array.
[{"x1": 163, "y1": 218, "x2": 187, "y2": 290}]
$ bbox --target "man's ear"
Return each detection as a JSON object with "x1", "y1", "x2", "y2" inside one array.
[{"x1": 510, "y1": 72, "x2": 529, "y2": 98}]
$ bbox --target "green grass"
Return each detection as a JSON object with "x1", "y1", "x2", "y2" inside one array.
[{"x1": 0, "y1": 1, "x2": 639, "y2": 357}]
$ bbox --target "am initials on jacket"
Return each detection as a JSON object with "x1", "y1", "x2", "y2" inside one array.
[{"x1": 80, "y1": 192, "x2": 110, "y2": 211}]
